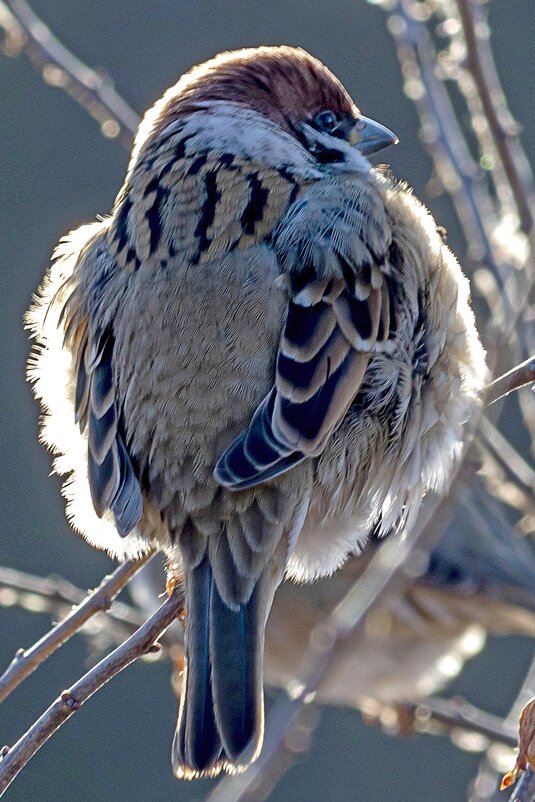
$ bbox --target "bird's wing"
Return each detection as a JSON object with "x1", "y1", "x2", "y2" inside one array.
[
  {"x1": 215, "y1": 181, "x2": 396, "y2": 490},
  {"x1": 51, "y1": 225, "x2": 143, "y2": 537},
  {"x1": 71, "y1": 321, "x2": 143, "y2": 536}
]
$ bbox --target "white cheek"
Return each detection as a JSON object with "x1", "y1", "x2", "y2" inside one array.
[
  {"x1": 301, "y1": 124, "x2": 373, "y2": 176},
  {"x1": 339, "y1": 147, "x2": 373, "y2": 175}
]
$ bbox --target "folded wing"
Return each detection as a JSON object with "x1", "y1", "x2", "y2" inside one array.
[{"x1": 215, "y1": 248, "x2": 395, "y2": 491}]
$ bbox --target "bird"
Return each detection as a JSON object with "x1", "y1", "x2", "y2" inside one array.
[{"x1": 26, "y1": 45, "x2": 486, "y2": 779}]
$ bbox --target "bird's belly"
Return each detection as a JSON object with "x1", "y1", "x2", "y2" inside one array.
[
  {"x1": 113, "y1": 244, "x2": 285, "y2": 492},
  {"x1": 286, "y1": 509, "x2": 371, "y2": 582}
]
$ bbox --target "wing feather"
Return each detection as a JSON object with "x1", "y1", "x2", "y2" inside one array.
[
  {"x1": 215, "y1": 242, "x2": 395, "y2": 491},
  {"x1": 73, "y1": 322, "x2": 143, "y2": 535}
]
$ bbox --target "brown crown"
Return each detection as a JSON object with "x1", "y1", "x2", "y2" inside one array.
[{"x1": 151, "y1": 46, "x2": 358, "y2": 140}]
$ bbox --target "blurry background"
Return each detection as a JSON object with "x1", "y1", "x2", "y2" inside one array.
[{"x1": 1, "y1": 1, "x2": 535, "y2": 800}]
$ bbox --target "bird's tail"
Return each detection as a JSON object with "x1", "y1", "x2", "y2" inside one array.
[{"x1": 172, "y1": 555, "x2": 274, "y2": 779}]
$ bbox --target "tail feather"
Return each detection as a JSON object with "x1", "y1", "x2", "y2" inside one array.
[
  {"x1": 173, "y1": 557, "x2": 221, "y2": 776},
  {"x1": 210, "y1": 575, "x2": 264, "y2": 762},
  {"x1": 173, "y1": 556, "x2": 272, "y2": 778}
]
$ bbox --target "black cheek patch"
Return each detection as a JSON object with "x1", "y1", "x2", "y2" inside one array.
[{"x1": 313, "y1": 142, "x2": 345, "y2": 164}]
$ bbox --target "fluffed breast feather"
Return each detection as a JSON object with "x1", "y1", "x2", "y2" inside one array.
[{"x1": 25, "y1": 173, "x2": 486, "y2": 570}]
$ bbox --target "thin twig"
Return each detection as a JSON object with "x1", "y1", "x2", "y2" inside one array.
[
  {"x1": 0, "y1": 583, "x2": 184, "y2": 796},
  {"x1": 485, "y1": 355, "x2": 535, "y2": 407},
  {"x1": 0, "y1": 554, "x2": 152, "y2": 704},
  {"x1": 414, "y1": 696, "x2": 518, "y2": 748},
  {"x1": 0, "y1": 0, "x2": 139, "y2": 147},
  {"x1": 0, "y1": 565, "x2": 146, "y2": 630}
]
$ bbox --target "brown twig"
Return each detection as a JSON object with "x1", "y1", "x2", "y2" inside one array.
[
  {"x1": 0, "y1": 583, "x2": 184, "y2": 796},
  {"x1": 469, "y1": 647, "x2": 535, "y2": 801},
  {"x1": 501, "y1": 698, "x2": 535, "y2": 800},
  {"x1": 0, "y1": 0, "x2": 139, "y2": 147},
  {"x1": 0, "y1": 554, "x2": 152, "y2": 704}
]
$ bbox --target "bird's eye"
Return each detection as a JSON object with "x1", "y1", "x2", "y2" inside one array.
[{"x1": 314, "y1": 110, "x2": 338, "y2": 133}]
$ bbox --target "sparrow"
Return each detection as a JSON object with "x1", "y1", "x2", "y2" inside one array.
[{"x1": 26, "y1": 45, "x2": 486, "y2": 779}]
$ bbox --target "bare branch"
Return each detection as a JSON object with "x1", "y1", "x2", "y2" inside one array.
[
  {"x1": 0, "y1": 565, "x2": 85, "y2": 606},
  {"x1": 478, "y1": 417, "x2": 535, "y2": 497},
  {"x1": 0, "y1": 0, "x2": 139, "y2": 147},
  {"x1": 413, "y1": 696, "x2": 518, "y2": 748},
  {"x1": 456, "y1": 0, "x2": 535, "y2": 237},
  {"x1": 0, "y1": 564, "x2": 146, "y2": 631},
  {"x1": 485, "y1": 355, "x2": 535, "y2": 406},
  {"x1": 381, "y1": 0, "x2": 518, "y2": 337},
  {"x1": 0, "y1": 583, "x2": 184, "y2": 796},
  {"x1": 0, "y1": 554, "x2": 152, "y2": 704}
]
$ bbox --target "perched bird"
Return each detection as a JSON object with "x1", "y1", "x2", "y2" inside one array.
[{"x1": 26, "y1": 46, "x2": 486, "y2": 778}]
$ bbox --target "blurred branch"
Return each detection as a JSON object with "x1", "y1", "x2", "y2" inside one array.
[
  {"x1": 0, "y1": 565, "x2": 86, "y2": 606},
  {"x1": 454, "y1": 0, "x2": 535, "y2": 444},
  {"x1": 413, "y1": 696, "x2": 517, "y2": 747},
  {"x1": 456, "y1": 0, "x2": 535, "y2": 237},
  {"x1": 0, "y1": 583, "x2": 184, "y2": 797},
  {"x1": 478, "y1": 416, "x2": 535, "y2": 497},
  {"x1": 379, "y1": 0, "x2": 513, "y2": 330},
  {"x1": 0, "y1": 554, "x2": 152, "y2": 704},
  {"x1": 0, "y1": 0, "x2": 139, "y2": 147},
  {"x1": 0, "y1": 564, "x2": 146, "y2": 630},
  {"x1": 385, "y1": 1, "x2": 502, "y2": 272}
]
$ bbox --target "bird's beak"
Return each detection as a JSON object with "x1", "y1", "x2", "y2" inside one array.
[{"x1": 349, "y1": 115, "x2": 398, "y2": 155}]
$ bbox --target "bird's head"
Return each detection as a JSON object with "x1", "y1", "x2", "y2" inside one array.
[{"x1": 133, "y1": 46, "x2": 397, "y2": 176}]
